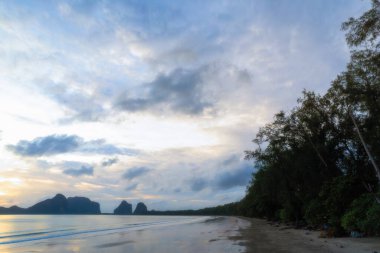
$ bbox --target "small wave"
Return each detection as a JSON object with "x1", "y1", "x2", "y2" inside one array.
[
  {"x1": 0, "y1": 228, "x2": 74, "y2": 239},
  {"x1": 0, "y1": 217, "x2": 207, "y2": 245}
]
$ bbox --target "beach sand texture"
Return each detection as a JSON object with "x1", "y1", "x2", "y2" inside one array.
[{"x1": 240, "y1": 218, "x2": 380, "y2": 253}]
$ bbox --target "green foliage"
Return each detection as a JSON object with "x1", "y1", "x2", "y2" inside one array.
[
  {"x1": 319, "y1": 176, "x2": 365, "y2": 227},
  {"x1": 148, "y1": 202, "x2": 240, "y2": 216},
  {"x1": 342, "y1": 0, "x2": 380, "y2": 47},
  {"x1": 364, "y1": 204, "x2": 380, "y2": 235},
  {"x1": 342, "y1": 194, "x2": 380, "y2": 235},
  {"x1": 304, "y1": 199, "x2": 325, "y2": 227},
  {"x1": 278, "y1": 208, "x2": 293, "y2": 223}
]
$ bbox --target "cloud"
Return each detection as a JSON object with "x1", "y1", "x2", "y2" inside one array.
[
  {"x1": 80, "y1": 139, "x2": 137, "y2": 155},
  {"x1": 123, "y1": 167, "x2": 151, "y2": 180},
  {"x1": 222, "y1": 154, "x2": 239, "y2": 166},
  {"x1": 7, "y1": 135, "x2": 135, "y2": 157},
  {"x1": 7, "y1": 135, "x2": 81, "y2": 156},
  {"x1": 185, "y1": 158, "x2": 253, "y2": 192},
  {"x1": 188, "y1": 178, "x2": 207, "y2": 192},
  {"x1": 41, "y1": 81, "x2": 106, "y2": 122},
  {"x1": 125, "y1": 183, "x2": 139, "y2": 191},
  {"x1": 101, "y1": 157, "x2": 119, "y2": 167},
  {"x1": 214, "y1": 165, "x2": 253, "y2": 190},
  {"x1": 63, "y1": 165, "x2": 94, "y2": 177},
  {"x1": 115, "y1": 68, "x2": 212, "y2": 115},
  {"x1": 0, "y1": 0, "x2": 370, "y2": 212}
]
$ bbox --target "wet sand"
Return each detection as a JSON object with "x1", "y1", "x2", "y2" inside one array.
[
  {"x1": 239, "y1": 217, "x2": 380, "y2": 253},
  {"x1": 1, "y1": 216, "x2": 249, "y2": 253}
]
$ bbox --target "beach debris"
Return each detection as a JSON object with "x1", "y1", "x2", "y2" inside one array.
[{"x1": 319, "y1": 231, "x2": 327, "y2": 238}]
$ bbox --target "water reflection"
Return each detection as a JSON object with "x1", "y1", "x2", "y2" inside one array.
[{"x1": 0, "y1": 215, "x2": 247, "y2": 253}]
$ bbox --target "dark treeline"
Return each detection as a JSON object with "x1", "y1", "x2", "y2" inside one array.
[
  {"x1": 234, "y1": 0, "x2": 380, "y2": 236},
  {"x1": 148, "y1": 202, "x2": 239, "y2": 216}
]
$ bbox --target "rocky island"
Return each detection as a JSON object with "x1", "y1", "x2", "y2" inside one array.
[
  {"x1": 133, "y1": 202, "x2": 148, "y2": 215},
  {"x1": 0, "y1": 194, "x2": 151, "y2": 215},
  {"x1": 113, "y1": 200, "x2": 133, "y2": 215},
  {"x1": 113, "y1": 201, "x2": 148, "y2": 215}
]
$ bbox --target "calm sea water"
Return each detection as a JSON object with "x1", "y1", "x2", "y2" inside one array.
[{"x1": 0, "y1": 215, "x2": 205, "y2": 245}]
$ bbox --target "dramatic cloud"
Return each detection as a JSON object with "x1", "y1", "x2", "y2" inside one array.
[
  {"x1": 123, "y1": 167, "x2": 151, "y2": 180},
  {"x1": 63, "y1": 165, "x2": 94, "y2": 177},
  {"x1": 116, "y1": 68, "x2": 212, "y2": 115},
  {"x1": 7, "y1": 135, "x2": 81, "y2": 156},
  {"x1": 0, "y1": 0, "x2": 370, "y2": 211},
  {"x1": 7, "y1": 135, "x2": 134, "y2": 157}
]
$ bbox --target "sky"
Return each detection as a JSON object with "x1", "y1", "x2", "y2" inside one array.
[{"x1": 0, "y1": 0, "x2": 370, "y2": 213}]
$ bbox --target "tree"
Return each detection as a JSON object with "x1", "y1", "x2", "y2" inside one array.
[{"x1": 241, "y1": 2, "x2": 380, "y2": 232}]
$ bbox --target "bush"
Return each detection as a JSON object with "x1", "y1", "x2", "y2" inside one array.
[
  {"x1": 279, "y1": 208, "x2": 291, "y2": 222},
  {"x1": 341, "y1": 210, "x2": 359, "y2": 231},
  {"x1": 341, "y1": 194, "x2": 380, "y2": 235},
  {"x1": 304, "y1": 199, "x2": 325, "y2": 227},
  {"x1": 362, "y1": 203, "x2": 380, "y2": 235}
]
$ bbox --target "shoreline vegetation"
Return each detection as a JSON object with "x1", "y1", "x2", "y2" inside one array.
[{"x1": 233, "y1": 0, "x2": 380, "y2": 239}]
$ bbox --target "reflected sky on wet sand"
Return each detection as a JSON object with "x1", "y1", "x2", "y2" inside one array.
[{"x1": 0, "y1": 215, "x2": 248, "y2": 253}]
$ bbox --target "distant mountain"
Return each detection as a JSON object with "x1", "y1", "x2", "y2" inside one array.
[
  {"x1": 0, "y1": 194, "x2": 237, "y2": 216},
  {"x1": 114, "y1": 200, "x2": 132, "y2": 215},
  {"x1": 28, "y1": 194, "x2": 68, "y2": 214},
  {"x1": 133, "y1": 202, "x2": 148, "y2": 215},
  {"x1": 0, "y1": 194, "x2": 100, "y2": 214},
  {"x1": 0, "y1": 194, "x2": 154, "y2": 215},
  {"x1": 67, "y1": 197, "x2": 100, "y2": 214},
  {"x1": 0, "y1": 205, "x2": 26, "y2": 214}
]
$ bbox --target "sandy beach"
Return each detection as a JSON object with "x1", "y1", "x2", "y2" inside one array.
[
  {"x1": 1, "y1": 215, "x2": 380, "y2": 253},
  {"x1": 239, "y1": 217, "x2": 380, "y2": 253}
]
